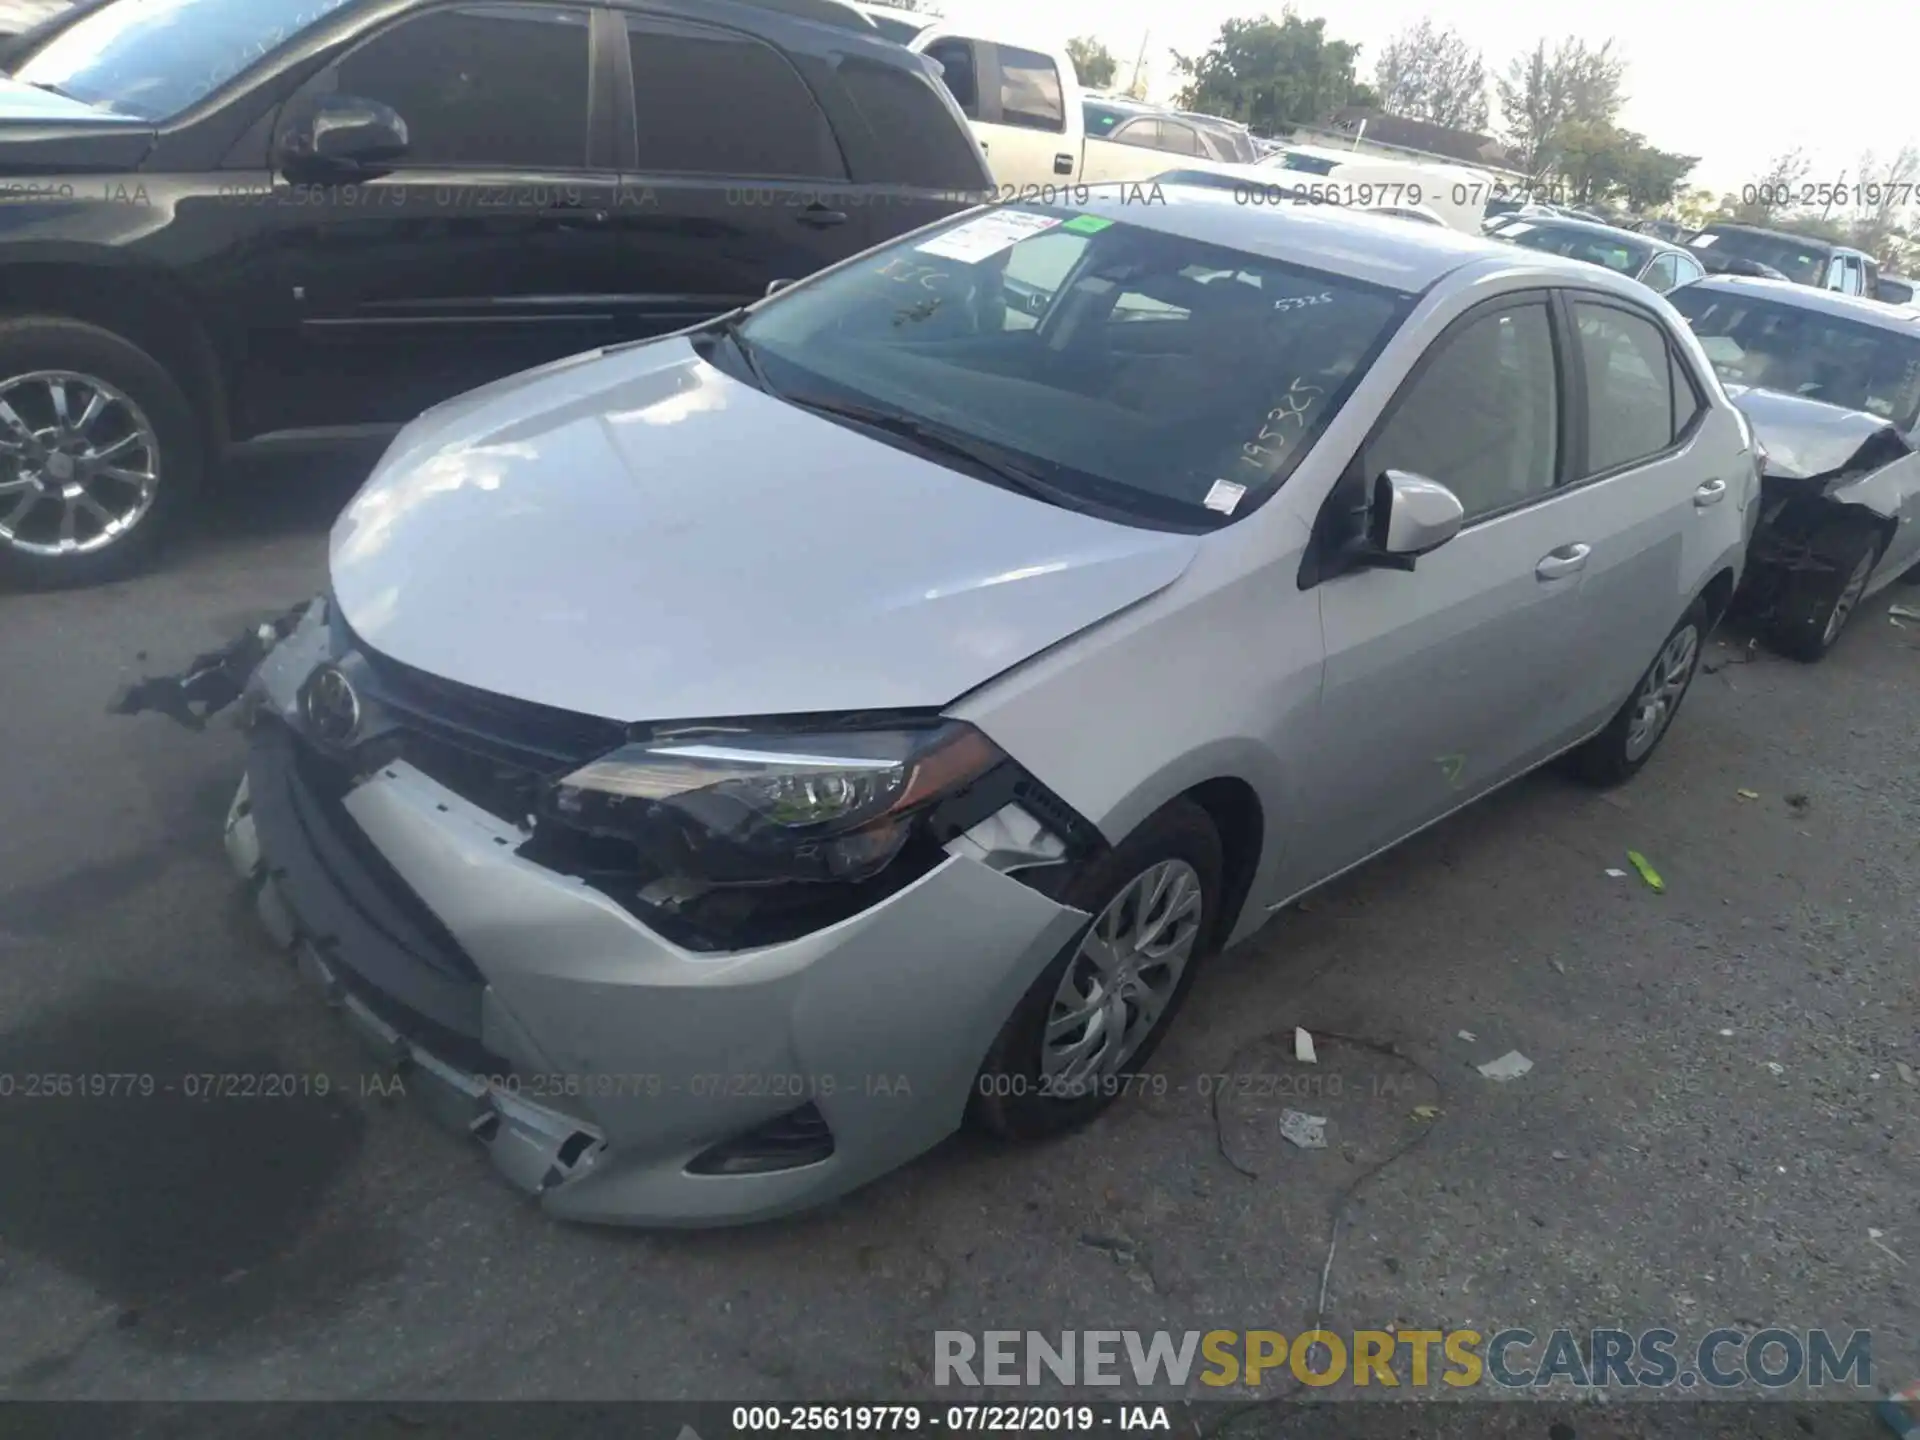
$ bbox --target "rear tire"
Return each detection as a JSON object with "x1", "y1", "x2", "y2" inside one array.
[
  {"x1": 1767, "y1": 519, "x2": 1883, "y2": 662},
  {"x1": 969, "y1": 798, "x2": 1223, "y2": 1142},
  {"x1": 0, "y1": 316, "x2": 204, "y2": 590},
  {"x1": 1568, "y1": 599, "x2": 1707, "y2": 788}
]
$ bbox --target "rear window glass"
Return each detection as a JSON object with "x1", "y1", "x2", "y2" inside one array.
[{"x1": 1689, "y1": 228, "x2": 1828, "y2": 286}]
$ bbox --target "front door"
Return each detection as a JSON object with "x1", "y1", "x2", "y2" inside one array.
[
  {"x1": 1304, "y1": 296, "x2": 1593, "y2": 877},
  {"x1": 238, "y1": 1, "x2": 627, "y2": 437},
  {"x1": 611, "y1": 10, "x2": 873, "y2": 334}
]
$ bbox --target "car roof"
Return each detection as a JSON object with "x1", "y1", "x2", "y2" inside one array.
[
  {"x1": 1029, "y1": 183, "x2": 1664, "y2": 297},
  {"x1": 1493, "y1": 213, "x2": 1684, "y2": 255},
  {"x1": 1685, "y1": 275, "x2": 1920, "y2": 332},
  {"x1": 1698, "y1": 221, "x2": 1869, "y2": 258}
]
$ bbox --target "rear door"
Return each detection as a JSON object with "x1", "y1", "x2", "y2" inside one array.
[
  {"x1": 612, "y1": 8, "x2": 861, "y2": 332},
  {"x1": 241, "y1": 1, "x2": 627, "y2": 435},
  {"x1": 1551, "y1": 292, "x2": 1741, "y2": 728}
]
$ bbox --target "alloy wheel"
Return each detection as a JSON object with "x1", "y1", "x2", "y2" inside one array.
[
  {"x1": 1040, "y1": 859, "x2": 1205, "y2": 1091},
  {"x1": 1624, "y1": 622, "x2": 1700, "y2": 762},
  {"x1": 0, "y1": 371, "x2": 161, "y2": 558}
]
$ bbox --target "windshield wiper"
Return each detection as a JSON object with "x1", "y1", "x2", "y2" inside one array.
[
  {"x1": 709, "y1": 310, "x2": 776, "y2": 395},
  {"x1": 781, "y1": 394, "x2": 1084, "y2": 508},
  {"x1": 23, "y1": 80, "x2": 80, "y2": 100}
]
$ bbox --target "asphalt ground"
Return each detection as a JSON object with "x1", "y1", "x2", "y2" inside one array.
[{"x1": 0, "y1": 458, "x2": 1914, "y2": 1426}]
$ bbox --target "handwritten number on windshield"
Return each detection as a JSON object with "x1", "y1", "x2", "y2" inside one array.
[
  {"x1": 875, "y1": 257, "x2": 950, "y2": 291},
  {"x1": 1240, "y1": 377, "x2": 1326, "y2": 467}
]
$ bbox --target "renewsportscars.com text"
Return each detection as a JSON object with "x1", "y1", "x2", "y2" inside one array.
[{"x1": 934, "y1": 1328, "x2": 1873, "y2": 1391}]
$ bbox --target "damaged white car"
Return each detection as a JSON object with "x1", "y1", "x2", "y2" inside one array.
[
  {"x1": 1668, "y1": 277, "x2": 1920, "y2": 658},
  {"x1": 122, "y1": 192, "x2": 1755, "y2": 1226}
]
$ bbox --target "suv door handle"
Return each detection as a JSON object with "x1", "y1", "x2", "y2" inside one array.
[
  {"x1": 795, "y1": 205, "x2": 848, "y2": 229},
  {"x1": 1054, "y1": 153, "x2": 1074, "y2": 175},
  {"x1": 1694, "y1": 477, "x2": 1728, "y2": 508},
  {"x1": 1536, "y1": 543, "x2": 1591, "y2": 580}
]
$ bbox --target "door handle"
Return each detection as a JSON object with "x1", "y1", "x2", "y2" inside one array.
[
  {"x1": 795, "y1": 205, "x2": 849, "y2": 229},
  {"x1": 1054, "y1": 153, "x2": 1074, "y2": 175},
  {"x1": 1693, "y1": 477, "x2": 1728, "y2": 508},
  {"x1": 1535, "y1": 543, "x2": 1590, "y2": 580}
]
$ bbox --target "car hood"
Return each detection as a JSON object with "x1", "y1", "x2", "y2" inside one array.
[
  {"x1": 329, "y1": 336, "x2": 1201, "y2": 723},
  {"x1": 0, "y1": 75, "x2": 131, "y2": 122},
  {"x1": 1724, "y1": 385, "x2": 1913, "y2": 481}
]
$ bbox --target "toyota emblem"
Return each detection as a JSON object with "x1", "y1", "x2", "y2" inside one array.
[{"x1": 303, "y1": 665, "x2": 361, "y2": 745}]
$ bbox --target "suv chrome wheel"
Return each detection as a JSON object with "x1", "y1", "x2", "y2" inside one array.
[{"x1": 0, "y1": 371, "x2": 161, "y2": 558}]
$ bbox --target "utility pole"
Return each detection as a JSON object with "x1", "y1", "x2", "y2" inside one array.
[
  {"x1": 1820, "y1": 169, "x2": 1845, "y2": 223},
  {"x1": 1128, "y1": 29, "x2": 1150, "y2": 100}
]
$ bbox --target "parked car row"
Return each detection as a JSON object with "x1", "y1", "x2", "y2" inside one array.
[{"x1": 129, "y1": 188, "x2": 1766, "y2": 1225}]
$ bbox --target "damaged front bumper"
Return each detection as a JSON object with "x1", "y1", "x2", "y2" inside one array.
[{"x1": 206, "y1": 599, "x2": 1089, "y2": 1226}]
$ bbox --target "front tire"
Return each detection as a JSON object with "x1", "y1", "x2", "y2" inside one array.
[
  {"x1": 1767, "y1": 520, "x2": 1883, "y2": 662},
  {"x1": 1568, "y1": 599, "x2": 1707, "y2": 788},
  {"x1": 0, "y1": 316, "x2": 204, "y2": 589},
  {"x1": 970, "y1": 798, "x2": 1223, "y2": 1141}
]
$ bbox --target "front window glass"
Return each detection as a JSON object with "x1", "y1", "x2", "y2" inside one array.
[
  {"x1": 1689, "y1": 228, "x2": 1827, "y2": 286},
  {"x1": 13, "y1": 0, "x2": 358, "y2": 120},
  {"x1": 1669, "y1": 287, "x2": 1920, "y2": 429},
  {"x1": 736, "y1": 206, "x2": 1411, "y2": 527}
]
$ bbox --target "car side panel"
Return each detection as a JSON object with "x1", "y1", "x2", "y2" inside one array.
[{"x1": 948, "y1": 511, "x2": 1318, "y2": 950}]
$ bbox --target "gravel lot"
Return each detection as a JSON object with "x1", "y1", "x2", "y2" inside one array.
[{"x1": 0, "y1": 459, "x2": 1914, "y2": 1416}]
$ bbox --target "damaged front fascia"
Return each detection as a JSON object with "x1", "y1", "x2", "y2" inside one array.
[
  {"x1": 108, "y1": 598, "x2": 319, "y2": 731},
  {"x1": 1732, "y1": 385, "x2": 1914, "y2": 506}
]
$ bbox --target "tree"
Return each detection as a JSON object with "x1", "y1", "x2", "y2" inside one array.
[
  {"x1": 1551, "y1": 120, "x2": 1695, "y2": 209},
  {"x1": 1732, "y1": 148, "x2": 1812, "y2": 223},
  {"x1": 1372, "y1": 19, "x2": 1487, "y2": 132},
  {"x1": 1171, "y1": 11, "x2": 1368, "y2": 133},
  {"x1": 1495, "y1": 37, "x2": 1626, "y2": 178},
  {"x1": 1066, "y1": 36, "x2": 1117, "y2": 90},
  {"x1": 1849, "y1": 145, "x2": 1920, "y2": 258}
]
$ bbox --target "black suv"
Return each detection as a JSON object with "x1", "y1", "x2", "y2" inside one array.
[{"x1": 0, "y1": 0, "x2": 989, "y2": 585}]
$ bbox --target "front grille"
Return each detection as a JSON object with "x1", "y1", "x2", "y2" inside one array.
[{"x1": 330, "y1": 608, "x2": 625, "y2": 822}]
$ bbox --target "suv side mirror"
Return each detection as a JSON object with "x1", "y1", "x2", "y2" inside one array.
[
  {"x1": 1357, "y1": 469, "x2": 1464, "y2": 570},
  {"x1": 279, "y1": 94, "x2": 409, "y2": 178}
]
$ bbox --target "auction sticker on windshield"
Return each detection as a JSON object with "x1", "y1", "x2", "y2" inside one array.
[
  {"x1": 917, "y1": 211, "x2": 1062, "y2": 263},
  {"x1": 1062, "y1": 214, "x2": 1115, "y2": 235},
  {"x1": 1690, "y1": 234, "x2": 1718, "y2": 247}
]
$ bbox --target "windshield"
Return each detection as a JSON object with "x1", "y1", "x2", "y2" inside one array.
[
  {"x1": 1493, "y1": 221, "x2": 1651, "y2": 276},
  {"x1": 10, "y1": 0, "x2": 356, "y2": 120},
  {"x1": 1689, "y1": 228, "x2": 1827, "y2": 286},
  {"x1": 1669, "y1": 287, "x2": 1920, "y2": 431},
  {"x1": 734, "y1": 206, "x2": 1410, "y2": 528}
]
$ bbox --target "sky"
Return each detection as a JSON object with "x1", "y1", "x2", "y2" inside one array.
[{"x1": 939, "y1": 0, "x2": 1917, "y2": 197}]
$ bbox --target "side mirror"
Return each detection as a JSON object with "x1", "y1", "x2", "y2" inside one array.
[
  {"x1": 279, "y1": 94, "x2": 409, "y2": 178},
  {"x1": 1361, "y1": 469, "x2": 1464, "y2": 570},
  {"x1": 765, "y1": 278, "x2": 794, "y2": 297}
]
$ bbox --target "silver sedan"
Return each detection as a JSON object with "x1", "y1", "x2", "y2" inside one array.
[{"x1": 215, "y1": 190, "x2": 1757, "y2": 1225}]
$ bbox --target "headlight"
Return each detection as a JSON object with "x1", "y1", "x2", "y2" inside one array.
[{"x1": 547, "y1": 721, "x2": 1005, "y2": 886}]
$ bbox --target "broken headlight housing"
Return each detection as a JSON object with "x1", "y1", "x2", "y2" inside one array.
[{"x1": 545, "y1": 721, "x2": 1005, "y2": 887}]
